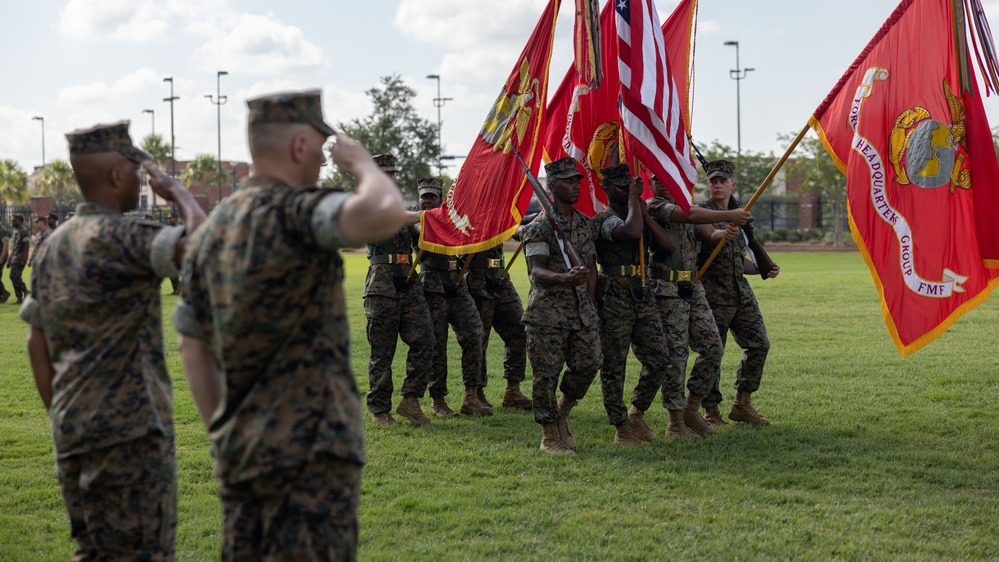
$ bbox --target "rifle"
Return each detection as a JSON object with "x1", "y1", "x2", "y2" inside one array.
[
  {"x1": 512, "y1": 148, "x2": 584, "y2": 269},
  {"x1": 729, "y1": 195, "x2": 775, "y2": 280}
]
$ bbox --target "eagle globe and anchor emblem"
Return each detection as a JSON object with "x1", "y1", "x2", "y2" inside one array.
[{"x1": 889, "y1": 80, "x2": 971, "y2": 192}]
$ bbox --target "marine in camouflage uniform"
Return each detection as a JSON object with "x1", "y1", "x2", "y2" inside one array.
[
  {"x1": 465, "y1": 244, "x2": 532, "y2": 410},
  {"x1": 644, "y1": 172, "x2": 751, "y2": 434},
  {"x1": 19, "y1": 121, "x2": 194, "y2": 560},
  {"x1": 696, "y1": 159, "x2": 779, "y2": 427},
  {"x1": 591, "y1": 164, "x2": 682, "y2": 443},
  {"x1": 0, "y1": 223, "x2": 11, "y2": 303},
  {"x1": 521, "y1": 157, "x2": 602, "y2": 455},
  {"x1": 417, "y1": 177, "x2": 490, "y2": 417},
  {"x1": 175, "y1": 90, "x2": 405, "y2": 560},
  {"x1": 29, "y1": 216, "x2": 51, "y2": 267},
  {"x1": 7, "y1": 214, "x2": 30, "y2": 303},
  {"x1": 363, "y1": 154, "x2": 435, "y2": 426}
]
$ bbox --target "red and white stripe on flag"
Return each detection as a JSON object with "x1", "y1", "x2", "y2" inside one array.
[{"x1": 616, "y1": 0, "x2": 698, "y2": 212}]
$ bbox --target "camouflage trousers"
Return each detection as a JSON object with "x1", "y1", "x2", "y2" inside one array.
[
  {"x1": 703, "y1": 297, "x2": 770, "y2": 408},
  {"x1": 598, "y1": 294, "x2": 670, "y2": 424},
  {"x1": 472, "y1": 282, "x2": 527, "y2": 385},
  {"x1": 57, "y1": 432, "x2": 177, "y2": 561},
  {"x1": 425, "y1": 288, "x2": 484, "y2": 397},
  {"x1": 10, "y1": 263, "x2": 27, "y2": 299},
  {"x1": 526, "y1": 323, "x2": 602, "y2": 425},
  {"x1": 647, "y1": 289, "x2": 724, "y2": 407},
  {"x1": 220, "y1": 455, "x2": 361, "y2": 562},
  {"x1": 364, "y1": 289, "x2": 435, "y2": 414}
]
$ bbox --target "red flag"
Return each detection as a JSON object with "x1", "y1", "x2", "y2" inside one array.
[
  {"x1": 616, "y1": 0, "x2": 698, "y2": 212},
  {"x1": 418, "y1": 0, "x2": 561, "y2": 254},
  {"x1": 543, "y1": 0, "x2": 698, "y2": 216},
  {"x1": 809, "y1": 0, "x2": 999, "y2": 356}
]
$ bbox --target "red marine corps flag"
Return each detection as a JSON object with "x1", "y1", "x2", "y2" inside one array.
[
  {"x1": 419, "y1": 0, "x2": 561, "y2": 254},
  {"x1": 810, "y1": 0, "x2": 999, "y2": 356}
]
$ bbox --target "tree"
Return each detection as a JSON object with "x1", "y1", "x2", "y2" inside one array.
[
  {"x1": 778, "y1": 131, "x2": 848, "y2": 247},
  {"x1": 326, "y1": 75, "x2": 443, "y2": 198},
  {"x1": 141, "y1": 134, "x2": 173, "y2": 170},
  {"x1": 181, "y1": 154, "x2": 224, "y2": 191},
  {"x1": 0, "y1": 159, "x2": 29, "y2": 204},
  {"x1": 34, "y1": 159, "x2": 82, "y2": 207}
]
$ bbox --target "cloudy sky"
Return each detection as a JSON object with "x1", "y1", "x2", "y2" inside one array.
[{"x1": 3, "y1": 0, "x2": 999, "y2": 177}]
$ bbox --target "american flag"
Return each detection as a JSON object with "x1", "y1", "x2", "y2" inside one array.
[{"x1": 616, "y1": 0, "x2": 698, "y2": 211}]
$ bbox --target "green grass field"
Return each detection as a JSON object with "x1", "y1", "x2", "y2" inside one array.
[{"x1": 1, "y1": 252, "x2": 997, "y2": 560}]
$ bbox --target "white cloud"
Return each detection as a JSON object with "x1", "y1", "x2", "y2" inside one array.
[
  {"x1": 191, "y1": 14, "x2": 324, "y2": 75},
  {"x1": 698, "y1": 19, "x2": 720, "y2": 34},
  {"x1": 59, "y1": 0, "x2": 170, "y2": 42},
  {"x1": 395, "y1": 0, "x2": 548, "y2": 50},
  {"x1": 57, "y1": 68, "x2": 164, "y2": 107}
]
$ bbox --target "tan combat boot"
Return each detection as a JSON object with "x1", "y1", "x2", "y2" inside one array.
[
  {"x1": 371, "y1": 412, "x2": 399, "y2": 425},
  {"x1": 683, "y1": 393, "x2": 715, "y2": 437},
  {"x1": 540, "y1": 423, "x2": 574, "y2": 456},
  {"x1": 614, "y1": 421, "x2": 646, "y2": 446},
  {"x1": 729, "y1": 390, "x2": 770, "y2": 426},
  {"x1": 430, "y1": 397, "x2": 459, "y2": 418},
  {"x1": 627, "y1": 405, "x2": 658, "y2": 441},
  {"x1": 475, "y1": 387, "x2": 495, "y2": 414},
  {"x1": 395, "y1": 395, "x2": 431, "y2": 426},
  {"x1": 502, "y1": 383, "x2": 533, "y2": 410},
  {"x1": 557, "y1": 395, "x2": 578, "y2": 449},
  {"x1": 703, "y1": 405, "x2": 730, "y2": 427},
  {"x1": 460, "y1": 386, "x2": 493, "y2": 416},
  {"x1": 665, "y1": 409, "x2": 699, "y2": 438}
]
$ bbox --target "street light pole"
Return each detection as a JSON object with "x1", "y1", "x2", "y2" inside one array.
[
  {"x1": 31, "y1": 116, "x2": 45, "y2": 168},
  {"x1": 426, "y1": 74, "x2": 453, "y2": 176},
  {"x1": 163, "y1": 77, "x2": 178, "y2": 180},
  {"x1": 206, "y1": 70, "x2": 228, "y2": 204},
  {"x1": 723, "y1": 41, "x2": 754, "y2": 156},
  {"x1": 142, "y1": 109, "x2": 155, "y2": 136}
]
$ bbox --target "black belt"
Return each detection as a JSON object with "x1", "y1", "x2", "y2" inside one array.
[
  {"x1": 471, "y1": 258, "x2": 504, "y2": 269},
  {"x1": 422, "y1": 261, "x2": 459, "y2": 271},
  {"x1": 650, "y1": 269, "x2": 693, "y2": 282},
  {"x1": 369, "y1": 253, "x2": 411, "y2": 265},
  {"x1": 601, "y1": 265, "x2": 642, "y2": 277}
]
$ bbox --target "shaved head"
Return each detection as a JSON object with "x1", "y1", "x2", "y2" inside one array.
[
  {"x1": 69, "y1": 152, "x2": 141, "y2": 211},
  {"x1": 247, "y1": 122, "x2": 328, "y2": 186}
]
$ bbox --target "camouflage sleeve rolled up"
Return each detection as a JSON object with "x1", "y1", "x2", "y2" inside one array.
[{"x1": 309, "y1": 191, "x2": 353, "y2": 250}]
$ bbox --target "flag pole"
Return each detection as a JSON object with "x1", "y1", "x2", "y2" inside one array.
[
  {"x1": 456, "y1": 252, "x2": 475, "y2": 283},
  {"x1": 503, "y1": 242, "x2": 524, "y2": 278},
  {"x1": 694, "y1": 123, "x2": 810, "y2": 282},
  {"x1": 408, "y1": 248, "x2": 425, "y2": 277}
]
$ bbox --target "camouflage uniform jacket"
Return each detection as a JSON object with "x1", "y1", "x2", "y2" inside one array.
[
  {"x1": 33, "y1": 227, "x2": 52, "y2": 253},
  {"x1": 0, "y1": 225, "x2": 9, "y2": 256},
  {"x1": 363, "y1": 226, "x2": 418, "y2": 298},
  {"x1": 591, "y1": 207, "x2": 650, "y2": 298},
  {"x1": 174, "y1": 175, "x2": 364, "y2": 485},
  {"x1": 465, "y1": 245, "x2": 507, "y2": 299},
  {"x1": 646, "y1": 196, "x2": 705, "y2": 299},
  {"x1": 19, "y1": 202, "x2": 184, "y2": 459},
  {"x1": 696, "y1": 199, "x2": 755, "y2": 306},
  {"x1": 521, "y1": 209, "x2": 598, "y2": 329},
  {"x1": 9, "y1": 224, "x2": 30, "y2": 266}
]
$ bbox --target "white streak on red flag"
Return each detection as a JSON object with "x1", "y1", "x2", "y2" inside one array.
[{"x1": 615, "y1": 0, "x2": 698, "y2": 211}]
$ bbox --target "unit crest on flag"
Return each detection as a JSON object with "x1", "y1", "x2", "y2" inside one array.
[
  {"x1": 889, "y1": 80, "x2": 971, "y2": 192},
  {"x1": 482, "y1": 58, "x2": 540, "y2": 154}
]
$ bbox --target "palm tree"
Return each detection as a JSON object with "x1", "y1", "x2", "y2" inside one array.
[
  {"x1": 35, "y1": 160, "x2": 81, "y2": 207},
  {"x1": 181, "y1": 154, "x2": 224, "y2": 190},
  {"x1": 0, "y1": 159, "x2": 30, "y2": 204},
  {"x1": 141, "y1": 134, "x2": 173, "y2": 169}
]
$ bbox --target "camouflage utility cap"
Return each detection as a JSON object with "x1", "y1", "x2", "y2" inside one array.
[
  {"x1": 48, "y1": 213, "x2": 59, "y2": 221},
  {"x1": 600, "y1": 163, "x2": 632, "y2": 187},
  {"x1": 545, "y1": 157, "x2": 584, "y2": 179},
  {"x1": 705, "y1": 159, "x2": 736, "y2": 180},
  {"x1": 373, "y1": 154, "x2": 398, "y2": 172},
  {"x1": 66, "y1": 121, "x2": 151, "y2": 163},
  {"x1": 418, "y1": 177, "x2": 443, "y2": 196},
  {"x1": 247, "y1": 89, "x2": 336, "y2": 136}
]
